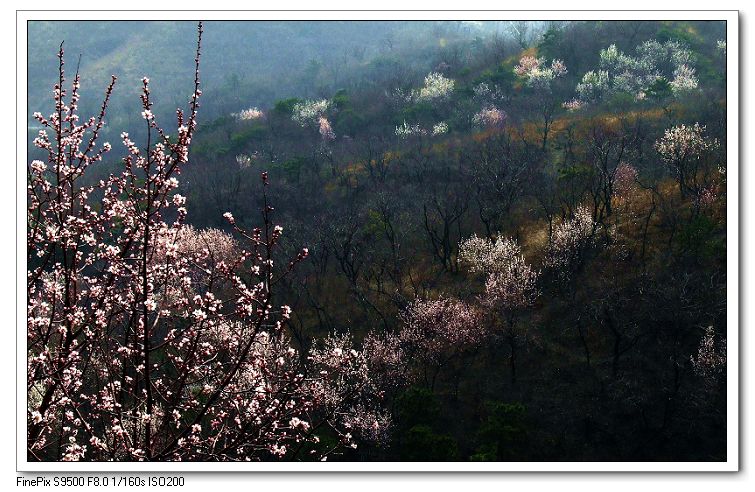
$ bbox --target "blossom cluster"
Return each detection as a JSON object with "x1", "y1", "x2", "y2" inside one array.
[
  {"x1": 292, "y1": 99, "x2": 331, "y2": 126},
  {"x1": 472, "y1": 82, "x2": 508, "y2": 105},
  {"x1": 514, "y1": 56, "x2": 567, "y2": 89},
  {"x1": 562, "y1": 98, "x2": 584, "y2": 112},
  {"x1": 654, "y1": 123, "x2": 718, "y2": 164},
  {"x1": 574, "y1": 69, "x2": 611, "y2": 103},
  {"x1": 573, "y1": 40, "x2": 698, "y2": 107},
  {"x1": 669, "y1": 64, "x2": 699, "y2": 94},
  {"x1": 411, "y1": 72, "x2": 455, "y2": 102},
  {"x1": 654, "y1": 123, "x2": 721, "y2": 199},
  {"x1": 395, "y1": 121, "x2": 426, "y2": 138},
  {"x1": 291, "y1": 99, "x2": 336, "y2": 142},
  {"x1": 459, "y1": 235, "x2": 539, "y2": 312},
  {"x1": 543, "y1": 206, "x2": 595, "y2": 276},
  {"x1": 483, "y1": 260, "x2": 539, "y2": 312},
  {"x1": 698, "y1": 184, "x2": 719, "y2": 208},
  {"x1": 232, "y1": 107, "x2": 264, "y2": 121},
  {"x1": 318, "y1": 116, "x2": 336, "y2": 141},
  {"x1": 432, "y1": 121, "x2": 449, "y2": 136},
  {"x1": 306, "y1": 332, "x2": 402, "y2": 448},
  {"x1": 472, "y1": 106, "x2": 507, "y2": 129},
  {"x1": 458, "y1": 234, "x2": 521, "y2": 274},
  {"x1": 27, "y1": 28, "x2": 396, "y2": 462},
  {"x1": 395, "y1": 120, "x2": 449, "y2": 139},
  {"x1": 399, "y1": 297, "x2": 486, "y2": 366}
]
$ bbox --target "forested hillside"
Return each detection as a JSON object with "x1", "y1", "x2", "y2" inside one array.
[
  {"x1": 27, "y1": 20, "x2": 728, "y2": 462},
  {"x1": 28, "y1": 21, "x2": 514, "y2": 131}
]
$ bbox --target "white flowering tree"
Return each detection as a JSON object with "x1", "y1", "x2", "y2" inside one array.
[
  {"x1": 573, "y1": 40, "x2": 698, "y2": 108},
  {"x1": 232, "y1": 107, "x2": 264, "y2": 121},
  {"x1": 543, "y1": 206, "x2": 595, "y2": 281},
  {"x1": 514, "y1": 56, "x2": 567, "y2": 89},
  {"x1": 654, "y1": 123, "x2": 720, "y2": 200},
  {"x1": 412, "y1": 72, "x2": 455, "y2": 103},
  {"x1": 459, "y1": 235, "x2": 539, "y2": 384},
  {"x1": 513, "y1": 55, "x2": 568, "y2": 149},
  {"x1": 292, "y1": 99, "x2": 336, "y2": 142},
  {"x1": 472, "y1": 106, "x2": 507, "y2": 129}
]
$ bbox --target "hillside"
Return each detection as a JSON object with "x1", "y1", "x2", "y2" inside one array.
[{"x1": 26, "y1": 19, "x2": 729, "y2": 463}]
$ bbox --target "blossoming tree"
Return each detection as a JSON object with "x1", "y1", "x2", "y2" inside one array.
[
  {"x1": 458, "y1": 235, "x2": 539, "y2": 384},
  {"x1": 543, "y1": 205, "x2": 595, "y2": 281},
  {"x1": 27, "y1": 23, "x2": 396, "y2": 462},
  {"x1": 573, "y1": 40, "x2": 699, "y2": 108},
  {"x1": 513, "y1": 55, "x2": 568, "y2": 149},
  {"x1": 654, "y1": 123, "x2": 720, "y2": 200},
  {"x1": 398, "y1": 297, "x2": 484, "y2": 389}
]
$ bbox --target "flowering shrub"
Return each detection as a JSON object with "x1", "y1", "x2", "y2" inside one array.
[
  {"x1": 477, "y1": 241, "x2": 539, "y2": 313},
  {"x1": 27, "y1": 24, "x2": 395, "y2": 462},
  {"x1": 514, "y1": 56, "x2": 567, "y2": 89},
  {"x1": 291, "y1": 99, "x2": 331, "y2": 126},
  {"x1": 573, "y1": 40, "x2": 698, "y2": 106},
  {"x1": 432, "y1": 122, "x2": 449, "y2": 136},
  {"x1": 236, "y1": 153, "x2": 253, "y2": 169},
  {"x1": 472, "y1": 82, "x2": 507, "y2": 105},
  {"x1": 598, "y1": 44, "x2": 638, "y2": 74},
  {"x1": 395, "y1": 121, "x2": 426, "y2": 138},
  {"x1": 232, "y1": 107, "x2": 264, "y2": 121},
  {"x1": 654, "y1": 123, "x2": 719, "y2": 198},
  {"x1": 459, "y1": 234, "x2": 539, "y2": 309},
  {"x1": 562, "y1": 99, "x2": 584, "y2": 112},
  {"x1": 513, "y1": 56, "x2": 541, "y2": 77},
  {"x1": 637, "y1": 40, "x2": 694, "y2": 70},
  {"x1": 458, "y1": 234, "x2": 520, "y2": 275},
  {"x1": 472, "y1": 106, "x2": 507, "y2": 129},
  {"x1": 655, "y1": 123, "x2": 717, "y2": 161},
  {"x1": 414, "y1": 72, "x2": 455, "y2": 101},
  {"x1": 398, "y1": 297, "x2": 485, "y2": 367},
  {"x1": 306, "y1": 332, "x2": 398, "y2": 448},
  {"x1": 318, "y1": 116, "x2": 336, "y2": 141},
  {"x1": 395, "y1": 121, "x2": 449, "y2": 138},
  {"x1": 361, "y1": 330, "x2": 410, "y2": 389},
  {"x1": 698, "y1": 184, "x2": 719, "y2": 208},
  {"x1": 575, "y1": 70, "x2": 611, "y2": 103},
  {"x1": 458, "y1": 234, "x2": 538, "y2": 384},
  {"x1": 669, "y1": 64, "x2": 699, "y2": 94},
  {"x1": 543, "y1": 206, "x2": 595, "y2": 277},
  {"x1": 482, "y1": 259, "x2": 539, "y2": 313},
  {"x1": 157, "y1": 225, "x2": 239, "y2": 263}
]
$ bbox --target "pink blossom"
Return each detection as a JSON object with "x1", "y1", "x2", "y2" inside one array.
[
  {"x1": 318, "y1": 116, "x2": 336, "y2": 141},
  {"x1": 27, "y1": 23, "x2": 396, "y2": 462},
  {"x1": 399, "y1": 297, "x2": 486, "y2": 366}
]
